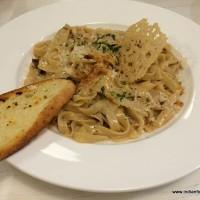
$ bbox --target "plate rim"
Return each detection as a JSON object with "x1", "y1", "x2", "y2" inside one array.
[{"x1": 1, "y1": 0, "x2": 200, "y2": 192}]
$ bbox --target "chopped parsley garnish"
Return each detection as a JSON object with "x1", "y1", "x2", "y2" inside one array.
[
  {"x1": 110, "y1": 91, "x2": 135, "y2": 101},
  {"x1": 93, "y1": 41, "x2": 121, "y2": 53},
  {"x1": 109, "y1": 44, "x2": 121, "y2": 53},
  {"x1": 92, "y1": 34, "x2": 121, "y2": 53},
  {"x1": 116, "y1": 92, "x2": 127, "y2": 101},
  {"x1": 97, "y1": 33, "x2": 116, "y2": 40}
]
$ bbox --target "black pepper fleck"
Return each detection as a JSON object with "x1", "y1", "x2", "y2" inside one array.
[
  {"x1": 13, "y1": 102, "x2": 18, "y2": 106},
  {"x1": 0, "y1": 99, "x2": 6, "y2": 102},
  {"x1": 16, "y1": 91, "x2": 23, "y2": 95}
]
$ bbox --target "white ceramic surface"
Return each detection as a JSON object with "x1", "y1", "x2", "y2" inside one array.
[{"x1": 0, "y1": 0, "x2": 200, "y2": 192}]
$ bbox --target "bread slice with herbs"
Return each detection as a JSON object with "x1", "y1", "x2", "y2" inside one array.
[{"x1": 0, "y1": 79, "x2": 75, "y2": 160}]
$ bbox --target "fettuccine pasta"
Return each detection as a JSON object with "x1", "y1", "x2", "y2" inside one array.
[{"x1": 25, "y1": 19, "x2": 184, "y2": 143}]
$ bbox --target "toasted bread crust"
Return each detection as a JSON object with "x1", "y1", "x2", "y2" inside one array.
[{"x1": 0, "y1": 79, "x2": 75, "y2": 160}]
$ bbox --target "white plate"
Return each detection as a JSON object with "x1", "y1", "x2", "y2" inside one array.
[{"x1": 1, "y1": 0, "x2": 200, "y2": 192}]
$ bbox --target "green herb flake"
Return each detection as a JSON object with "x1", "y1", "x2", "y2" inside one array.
[
  {"x1": 110, "y1": 91, "x2": 116, "y2": 96},
  {"x1": 116, "y1": 91, "x2": 126, "y2": 101},
  {"x1": 92, "y1": 37, "x2": 121, "y2": 53},
  {"x1": 111, "y1": 91, "x2": 134, "y2": 101}
]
